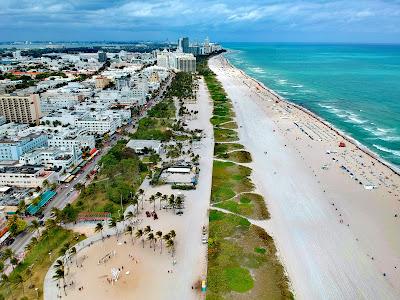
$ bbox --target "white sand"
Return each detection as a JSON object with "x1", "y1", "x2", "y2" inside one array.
[
  {"x1": 209, "y1": 55, "x2": 400, "y2": 300},
  {"x1": 44, "y1": 78, "x2": 214, "y2": 300}
]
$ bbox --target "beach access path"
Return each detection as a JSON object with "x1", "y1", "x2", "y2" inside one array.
[{"x1": 209, "y1": 55, "x2": 400, "y2": 300}]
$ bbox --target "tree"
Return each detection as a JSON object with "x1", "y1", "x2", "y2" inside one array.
[
  {"x1": 3, "y1": 248, "x2": 14, "y2": 260},
  {"x1": 53, "y1": 268, "x2": 67, "y2": 296},
  {"x1": 28, "y1": 219, "x2": 41, "y2": 237},
  {"x1": 166, "y1": 239, "x2": 175, "y2": 257},
  {"x1": 168, "y1": 194, "x2": 175, "y2": 211},
  {"x1": 156, "y1": 231, "x2": 163, "y2": 254},
  {"x1": 135, "y1": 229, "x2": 144, "y2": 248},
  {"x1": 149, "y1": 195, "x2": 156, "y2": 211},
  {"x1": 169, "y1": 230, "x2": 176, "y2": 240},
  {"x1": 108, "y1": 217, "x2": 118, "y2": 238},
  {"x1": 94, "y1": 222, "x2": 104, "y2": 240},
  {"x1": 10, "y1": 257, "x2": 18, "y2": 270},
  {"x1": 125, "y1": 211, "x2": 134, "y2": 225},
  {"x1": 138, "y1": 189, "x2": 145, "y2": 209},
  {"x1": 147, "y1": 232, "x2": 155, "y2": 249},
  {"x1": 125, "y1": 226, "x2": 134, "y2": 245},
  {"x1": 160, "y1": 194, "x2": 167, "y2": 210},
  {"x1": 69, "y1": 247, "x2": 78, "y2": 267},
  {"x1": 17, "y1": 200, "x2": 27, "y2": 215}
]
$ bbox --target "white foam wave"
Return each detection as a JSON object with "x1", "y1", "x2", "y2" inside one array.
[
  {"x1": 249, "y1": 67, "x2": 265, "y2": 74},
  {"x1": 372, "y1": 144, "x2": 400, "y2": 157},
  {"x1": 291, "y1": 84, "x2": 304, "y2": 88},
  {"x1": 277, "y1": 79, "x2": 288, "y2": 85}
]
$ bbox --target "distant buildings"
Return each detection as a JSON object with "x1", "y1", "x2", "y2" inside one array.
[
  {"x1": 98, "y1": 51, "x2": 107, "y2": 63},
  {"x1": 0, "y1": 94, "x2": 42, "y2": 125}
]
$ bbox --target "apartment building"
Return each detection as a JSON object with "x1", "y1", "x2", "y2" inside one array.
[
  {"x1": 0, "y1": 133, "x2": 48, "y2": 161},
  {"x1": 0, "y1": 165, "x2": 57, "y2": 188},
  {"x1": 0, "y1": 94, "x2": 42, "y2": 125}
]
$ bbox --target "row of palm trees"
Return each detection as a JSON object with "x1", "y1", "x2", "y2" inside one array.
[
  {"x1": 134, "y1": 226, "x2": 176, "y2": 256},
  {"x1": 52, "y1": 244, "x2": 78, "y2": 297}
]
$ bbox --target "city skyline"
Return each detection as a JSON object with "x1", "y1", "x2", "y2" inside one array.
[{"x1": 1, "y1": 0, "x2": 400, "y2": 43}]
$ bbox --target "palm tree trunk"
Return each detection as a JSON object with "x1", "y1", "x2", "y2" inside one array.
[{"x1": 160, "y1": 240, "x2": 163, "y2": 254}]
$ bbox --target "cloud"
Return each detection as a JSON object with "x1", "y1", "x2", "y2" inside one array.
[{"x1": 0, "y1": 0, "x2": 399, "y2": 42}]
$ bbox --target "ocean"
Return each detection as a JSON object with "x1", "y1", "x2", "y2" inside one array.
[{"x1": 223, "y1": 43, "x2": 400, "y2": 168}]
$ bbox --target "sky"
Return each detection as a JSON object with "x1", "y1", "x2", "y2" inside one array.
[{"x1": 0, "y1": 0, "x2": 400, "y2": 43}]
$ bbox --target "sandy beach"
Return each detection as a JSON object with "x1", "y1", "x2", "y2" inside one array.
[
  {"x1": 44, "y1": 77, "x2": 214, "y2": 300},
  {"x1": 209, "y1": 54, "x2": 400, "y2": 299}
]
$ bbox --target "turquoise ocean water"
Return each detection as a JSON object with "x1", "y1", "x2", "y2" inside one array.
[{"x1": 223, "y1": 43, "x2": 400, "y2": 168}]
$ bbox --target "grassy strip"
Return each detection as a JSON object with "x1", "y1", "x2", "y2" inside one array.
[
  {"x1": 219, "y1": 122, "x2": 238, "y2": 129},
  {"x1": 207, "y1": 210, "x2": 293, "y2": 300},
  {"x1": 214, "y1": 128, "x2": 239, "y2": 143},
  {"x1": 215, "y1": 193, "x2": 270, "y2": 220},
  {"x1": 211, "y1": 161, "x2": 254, "y2": 202},
  {"x1": 201, "y1": 57, "x2": 292, "y2": 299},
  {"x1": 215, "y1": 150, "x2": 252, "y2": 163},
  {"x1": 214, "y1": 143, "x2": 244, "y2": 156},
  {"x1": 0, "y1": 226, "x2": 85, "y2": 300}
]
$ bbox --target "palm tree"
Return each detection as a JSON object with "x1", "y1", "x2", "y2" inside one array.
[
  {"x1": 169, "y1": 230, "x2": 176, "y2": 240},
  {"x1": 54, "y1": 259, "x2": 64, "y2": 270},
  {"x1": 94, "y1": 222, "x2": 104, "y2": 239},
  {"x1": 160, "y1": 194, "x2": 167, "y2": 209},
  {"x1": 149, "y1": 195, "x2": 156, "y2": 211},
  {"x1": 138, "y1": 189, "x2": 145, "y2": 209},
  {"x1": 168, "y1": 194, "x2": 175, "y2": 211},
  {"x1": 176, "y1": 196, "x2": 184, "y2": 209},
  {"x1": 69, "y1": 246, "x2": 78, "y2": 267},
  {"x1": 155, "y1": 192, "x2": 162, "y2": 209},
  {"x1": 156, "y1": 231, "x2": 163, "y2": 253},
  {"x1": 147, "y1": 233, "x2": 155, "y2": 249},
  {"x1": 53, "y1": 268, "x2": 67, "y2": 296},
  {"x1": 28, "y1": 219, "x2": 41, "y2": 237},
  {"x1": 10, "y1": 257, "x2": 18, "y2": 270},
  {"x1": 131, "y1": 195, "x2": 139, "y2": 214},
  {"x1": 135, "y1": 229, "x2": 144, "y2": 248},
  {"x1": 144, "y1": 225, "x2": 152, "y2": 235},
  {"x1": 125, "y1": 225, "x2": 134, "y2": 245},
  {"x1": 163, "y1": 233, "x2": 171, "y2": 255},
  {"x1": 50, "y1": 207, "x2": 63, "y2": 224},
  {"x1": 166, "y1": 239, "x2": 175, "y2": 257},
  {"x1": 125, "y1": 211, "x2": 134, "y2": 225},
  {"x1": 109, "y1": 216, "x2": 118, "y2": 238}
]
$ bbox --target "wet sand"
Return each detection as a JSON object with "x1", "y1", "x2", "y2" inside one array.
[{"x1": 209, "y1": 54, "x2": 400, "y2": 300}]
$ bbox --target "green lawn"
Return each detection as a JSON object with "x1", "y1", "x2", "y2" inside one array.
[
  {"x1": 0, "y1": 226, "x2": 85, "y2": 300},
  {"x1": 214, "y1": 143, "x2": 244, "y2": 156},
  {"x1": 131, "y1": 117, "x2": 174, "y2": 141}
]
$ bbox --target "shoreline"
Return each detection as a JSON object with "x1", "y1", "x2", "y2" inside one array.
[
  {"x1": 209, "y1": 54, "x2": 400, "y2": 299},
  {"x1": 222, "y1": 52, "x2": 400, "y2": 177}
]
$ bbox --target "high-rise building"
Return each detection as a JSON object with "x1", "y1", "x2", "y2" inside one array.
[
  {"x1": 0, "y1": 94, "x2": 42, "y2": 125},
  {"x1": 98, "y1": 51, "x2": 107, "y2": 62},
  {"x1": 182, "y1": 37, "x2": 190, "y2": 53}
]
